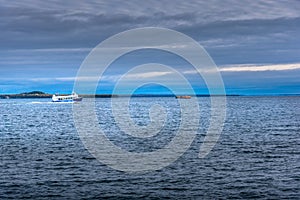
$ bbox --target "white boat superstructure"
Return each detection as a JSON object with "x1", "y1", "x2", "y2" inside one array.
[{"x1": 52, "y1": 92, "x2": 82, "y2": 102}]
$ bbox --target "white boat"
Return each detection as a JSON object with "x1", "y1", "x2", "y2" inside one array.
[{"x1": 52, "y1": 92, "x2": 82, "y2": 102}]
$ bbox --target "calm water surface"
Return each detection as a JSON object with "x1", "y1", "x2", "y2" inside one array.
[{"x1": 0, "y1": 97, "x2": 299, "y2": 199}]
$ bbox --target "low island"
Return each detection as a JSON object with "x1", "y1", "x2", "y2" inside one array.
[{"x1": 0, "y1": 91, "x2": 117, "y2": 99}]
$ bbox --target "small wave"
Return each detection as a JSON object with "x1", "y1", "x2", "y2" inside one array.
[
  {"x1": 50, "y1": 102, "x2": 75, "y2": 104},
  {"x1": 30, "y1": 101, "x2": 44, "y2": 104},
  {"x1": 28, "y1": 101, "x2": 75, "y2": 104}
]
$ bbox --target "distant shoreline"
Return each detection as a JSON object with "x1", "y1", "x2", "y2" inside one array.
[
  {"x1": 0, "y1": 91, "x2": 299, "y2": 99},
  {"x1": 0, "y1": 93, "x2": 240, "y2": 99}
]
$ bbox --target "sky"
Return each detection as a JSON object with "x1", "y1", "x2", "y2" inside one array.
[{"x1": 0, "y1": 0, "x2": 299, "y2": 95}]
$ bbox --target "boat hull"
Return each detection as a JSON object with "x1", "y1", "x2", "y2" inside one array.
[
  {"x1": 52, "y1": 98, "x2": 82, "y2": 103},
  {"x1": 52, "y1": 93, "x2": 83, "y2": 103}
]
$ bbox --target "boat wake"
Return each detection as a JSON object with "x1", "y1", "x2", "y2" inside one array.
[{"x1": 28, "y1": 101, "x2": 75, "y2": 104}]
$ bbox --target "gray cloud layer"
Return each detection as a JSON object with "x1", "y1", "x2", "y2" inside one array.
[
  {"x1": 1, "y1": 1, "x2": 300, "y2": 49},
  {"x1": 0, "y1": 0, "x2": 299, "y2": 94}
]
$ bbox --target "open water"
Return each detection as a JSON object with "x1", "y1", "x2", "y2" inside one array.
[{"x1": 0, "y1": 97, "x2": 299, "y2": 199}]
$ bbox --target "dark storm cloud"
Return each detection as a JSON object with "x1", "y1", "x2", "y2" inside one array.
[
  {"x1": 0, "y1": 5, "x2": 198, "y2": 50},
  {"x1": 1, "y1": 0, "x2": 299, "y2": 53}
]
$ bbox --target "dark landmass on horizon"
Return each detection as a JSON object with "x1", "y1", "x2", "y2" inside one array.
[{"x1": 0, "y1": 91, "x2": 299, "y2": 99}]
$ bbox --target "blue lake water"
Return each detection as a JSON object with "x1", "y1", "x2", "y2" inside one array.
[{"x1": 0, "y1": 97, "x2": 299, "y2": 199}]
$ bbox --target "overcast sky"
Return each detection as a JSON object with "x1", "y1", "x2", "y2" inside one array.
[{"x1": 0, "y1": 0, "x2": 299, "y2": 95}]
